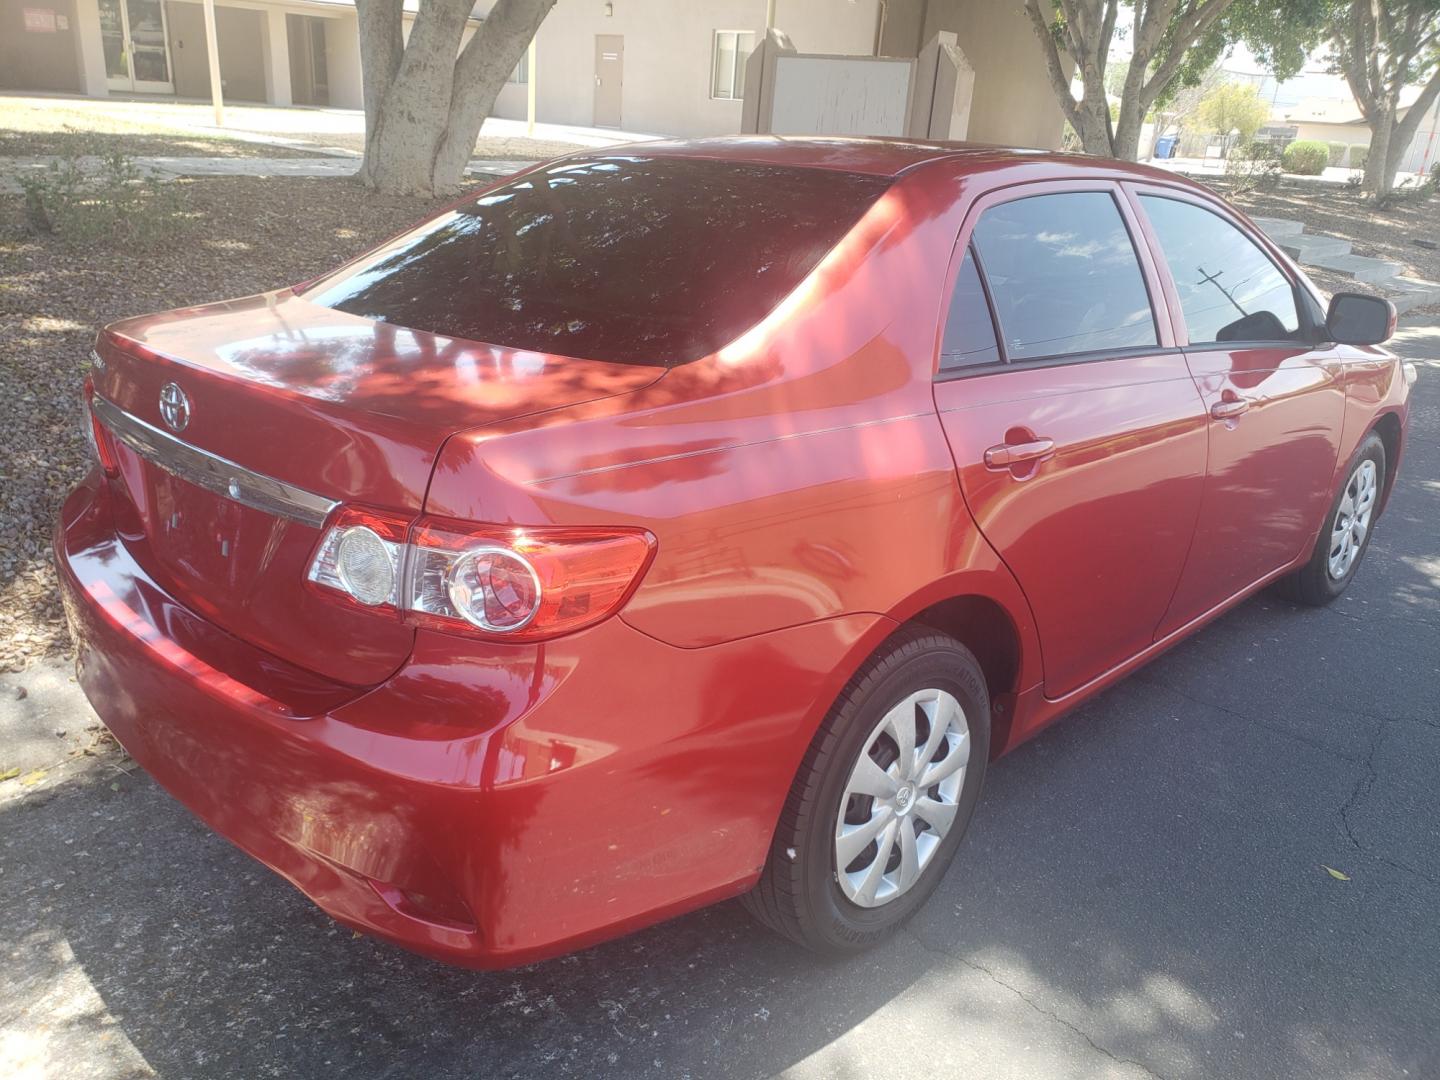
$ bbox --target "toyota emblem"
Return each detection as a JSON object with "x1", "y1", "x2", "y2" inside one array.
[{"x1": 159, "y1": 382, "x2": 190, "y2": 433}]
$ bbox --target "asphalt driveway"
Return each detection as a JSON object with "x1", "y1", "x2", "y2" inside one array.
[{"x1": 3, "y1": 323, "x2": 1438, "y2": 1080}]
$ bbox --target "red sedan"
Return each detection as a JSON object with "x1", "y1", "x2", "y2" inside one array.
[{"x1": 57, "y1": 138, "x2": 1413, "y2": 967}]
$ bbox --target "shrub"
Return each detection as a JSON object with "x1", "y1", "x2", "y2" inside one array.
[
  {"x1": 1327, "y1": 141, "x2": 1349, "y2": 166},
  {"x1": 1226, "y1": 140, "x2": 1283, "y2": 194},
  {"x1": 17, "y1": 148, "x2": 186, "y2": 248},
  {"x1": 1349, "y1": 144, "x2": 1369, "y2": 172},
  {"x1": 1282, "y1": 140, "x2": 1330, "y2": 175}
]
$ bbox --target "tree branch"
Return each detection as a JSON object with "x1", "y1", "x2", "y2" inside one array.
[
  {"x1": 1022, "y1": 0, "x2": 1085, "y2": 132},
  {"x1": 1387, "y1": 60, "x2": 1440, "y2": 174},
  {"x1": 355, "y1": 0, "x2": 404, "y2": 119},
  {"x1": 1140, "y1": 0, "x2": 1238, "y2": 106}
]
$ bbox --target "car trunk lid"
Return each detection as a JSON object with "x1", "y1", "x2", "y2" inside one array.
[{"x1": 91, "y1": 292, "x2": 663, "y2": 686}]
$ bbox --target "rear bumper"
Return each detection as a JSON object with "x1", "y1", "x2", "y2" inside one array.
[{"x1": 56, "y1": 472, "x2": 884, "y2": 967}]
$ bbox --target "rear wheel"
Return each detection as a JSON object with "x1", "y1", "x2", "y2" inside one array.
[
  {"x1": 1276, "y1": 432, "x2": 1386, "y2": 606},
  {"x1": 742, "y1": 628, "x2": 990, "y2": 954}
]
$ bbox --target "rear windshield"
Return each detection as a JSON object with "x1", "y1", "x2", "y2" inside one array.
[{"x1": 304, "y1": 156, "x2": 891, "y2": 366}]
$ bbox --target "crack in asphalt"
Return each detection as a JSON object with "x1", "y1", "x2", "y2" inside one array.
[
  {"x1": 903, "y1": 927, "x2": 1169, "y2": 1080},
  {"x1": 1131, "y1": 675, "x2": 1364, "y2": 763},
  {"x1": 1338, "y1": 718, "x2": 1440, "y2": 887}
]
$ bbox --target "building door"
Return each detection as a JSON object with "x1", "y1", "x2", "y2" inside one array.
[
  {"x1": 99, "y1": 0, "x2": 174, "y2": 93},
  {"x1": 287, "y1": 14, "x2": 329, "y2": 106},
  {"x1": 594, "y1": 34, "x2": 623, "y2": 128}
]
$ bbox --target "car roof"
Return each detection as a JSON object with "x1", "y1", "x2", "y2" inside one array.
[{"x1": 586, "y1": 135, "x2": 1197, "y2": 185}]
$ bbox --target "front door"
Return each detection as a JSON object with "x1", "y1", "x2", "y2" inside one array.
[
  {"x1": 594, "y1": 34, "x2": 623, "y2": 128},
  {"x1": 932, "y1": 182, "x2": 1208, "y2": 699},
  {"x1": 99, "y1": 0, "x2": 174, "y2": 93},
  {"x1": 1130, "y1": 189, "x2": 1346, "y2": 635}
]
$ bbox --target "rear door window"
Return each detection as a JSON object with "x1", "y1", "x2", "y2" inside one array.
[
  {"x1": 969, "y1": 191, "x2": 1158, "y2": 362},
  {"x1": 1138, "y1": 195, "x2": 1301, "y2": 344},
  {"x1": 304, "y1": 157, "x2": 892, "y2": 366}
]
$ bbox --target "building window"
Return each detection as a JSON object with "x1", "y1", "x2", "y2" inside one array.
[
  {"x1": 711, "y1": 30, "x2": 755, "y2": 100},
  {"x1": 508, "y1": 52, "x2": 528, "y2": 85}
]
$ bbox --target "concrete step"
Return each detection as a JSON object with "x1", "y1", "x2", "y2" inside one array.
[
  {"x1": 1386, "y1": 277, "x2": 1440, "y2": 315},
  {"x1": 1306, "y1": 251, "x2": 1407, "y2": 284},
  {"x1": 1279, "y1": 234, "x2": 1353, "y2": 260},
  {"x1": 1252, "y1": 216, "x2": 1305, "y2": 238}
]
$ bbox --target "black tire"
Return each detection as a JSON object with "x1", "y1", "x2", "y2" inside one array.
[
  {"x1": 741, "y1": 626, "x2": 990, "y2": 954},
  {"x1": 1275, "y1": 432, "x2": 1386, "y2": 606}
]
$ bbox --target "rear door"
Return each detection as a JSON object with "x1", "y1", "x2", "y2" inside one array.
[
  {"x1": 1126, "y1": 187, "x2": 1346, "y2": 636},
  {"x1": 932, "y1": 181, "x2": 1208, "y2": 698}
]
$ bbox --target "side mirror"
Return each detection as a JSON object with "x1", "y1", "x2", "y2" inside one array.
[{"x1": 1326, "y1": 292, "x2": 1396, "y2": 346}]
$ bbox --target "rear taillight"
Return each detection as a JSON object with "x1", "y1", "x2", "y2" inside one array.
[
  {"x1": 82, "y1": 376, "x2": 118, "y2": 477},
  {"x1": 306, "y1": 509, "x2": 656, "y2": 642}
]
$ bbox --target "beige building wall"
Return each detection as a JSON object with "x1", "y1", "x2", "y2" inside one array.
[
  {"x1": 490, "y1": 0, "x2": 883, "y2": 135},
  {"x1": 1292, "y1": 121, "x2": 1366, "y2": 148},
  {"x1": 920, "y1": 0, "x2": 1066, "y2": 149},
  {"x1": 324, "y1": 7, "x2": 363, "y2": 108}
]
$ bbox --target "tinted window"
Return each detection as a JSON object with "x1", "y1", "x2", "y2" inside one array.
[
  {"x1": 1139, "y1": 195, "x2": 1300, "y2": 344},
  {"x1": 970, "y1": 192, "x2": 1157, "y2": 361},
  {"x1": 940, "y1": 246, "x2": 1001, "y2": 370},
  {"x1": 306, "y1": 157, "x2": 891, "y2": 366}
]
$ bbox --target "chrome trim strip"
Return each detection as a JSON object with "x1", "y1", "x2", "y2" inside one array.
[{"x1": 91, "y1": 394, "x2": 339, "y2": 529}]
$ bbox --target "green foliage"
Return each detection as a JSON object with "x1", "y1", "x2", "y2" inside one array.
[
  {"x1": 1349, "y1": 144, "x2": 1370, "y2": 172},
  {"x1": 1157, "y1": 0, "x2": 1332, "y2": 108},
  {"x1": 1104, "y1": 59, "x2": 1130, "y2": 100},
  {"x1": 1197, "y1": 82, "x2": 1271, "y2": 144},
  {"x1": 1226, "y1": 140, "x2": 1284, "y2": 193},
  {"x1": 17, "y1": 147, "x2": 186, "y2": 248},
  {"x1": 1327, "y1": 141, "x2": 1349, "y2": 166},
  {"x1": 1282, "y1": 139, "x2": 1331, "y2": 174}
]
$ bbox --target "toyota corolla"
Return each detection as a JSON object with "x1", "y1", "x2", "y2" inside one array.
[{"x1": 57, "y1": 137, "x2": 1412, "y2": 967}]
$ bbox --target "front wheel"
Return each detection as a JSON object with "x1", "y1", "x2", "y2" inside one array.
[
  {"x1": 741, "y1": 628, "x2": 990, "y2": 954},
  {"x1": 1276, "y1": 432, "x2": 1386, "y2": 606}
]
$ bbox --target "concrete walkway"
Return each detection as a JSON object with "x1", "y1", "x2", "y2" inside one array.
[
  {"x1": 1253, "y1": 215, "x2": 1440, "y2": 314},
  {"x1": 0, "y1": 154, "x2": 539, "y2": 192}
]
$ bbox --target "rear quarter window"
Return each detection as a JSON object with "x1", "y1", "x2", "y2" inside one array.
[{"x1": 304, "y1": 157, "x2": 892, "y2": 366}]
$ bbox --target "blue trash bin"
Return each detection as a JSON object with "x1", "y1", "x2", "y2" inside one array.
[{"x1": 1155, "y1": 136, "x2": 1177, "y2": 159}]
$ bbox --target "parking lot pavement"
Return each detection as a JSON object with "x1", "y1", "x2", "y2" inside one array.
[{"x1": 4, "y1": 362, "x2": 1438, "y2": 1080}]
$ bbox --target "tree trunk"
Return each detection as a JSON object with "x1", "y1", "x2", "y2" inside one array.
[
  {"x1": 433, "y1": 0, "x2": 554, "y2": 187},
  {"x1": 1381, "y1": 69, "x2": 1440, "y2": 193},
  {"x1": 1072, "y1": 98, "x2": 1114, "y2": 156},
  {"x1": 1112, "y1": 99, "x2": 1147, "y2": 161},
  {"x1": 356, "y1": 0, "x2": 555, "y2": 197},
  {"x1": 1363, "y1": 108, "x2": 1394, "y2": 196}
]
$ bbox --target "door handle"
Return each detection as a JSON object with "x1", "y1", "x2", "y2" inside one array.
[
  {"x1": 1210, "y1": 396, "x2": 1251, "y2": 420},
  {"x1": 984, "y1": 437, "x2": 1055, "y2": 470}
]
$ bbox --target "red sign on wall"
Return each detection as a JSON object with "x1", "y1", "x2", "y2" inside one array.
[{"x1": 23, "y1": 7, "x2": 58, "y2": 32}]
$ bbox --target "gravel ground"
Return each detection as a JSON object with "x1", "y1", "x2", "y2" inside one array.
[{"x1": 0, "y1": 176, "x2": 473, "y2": 671}]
